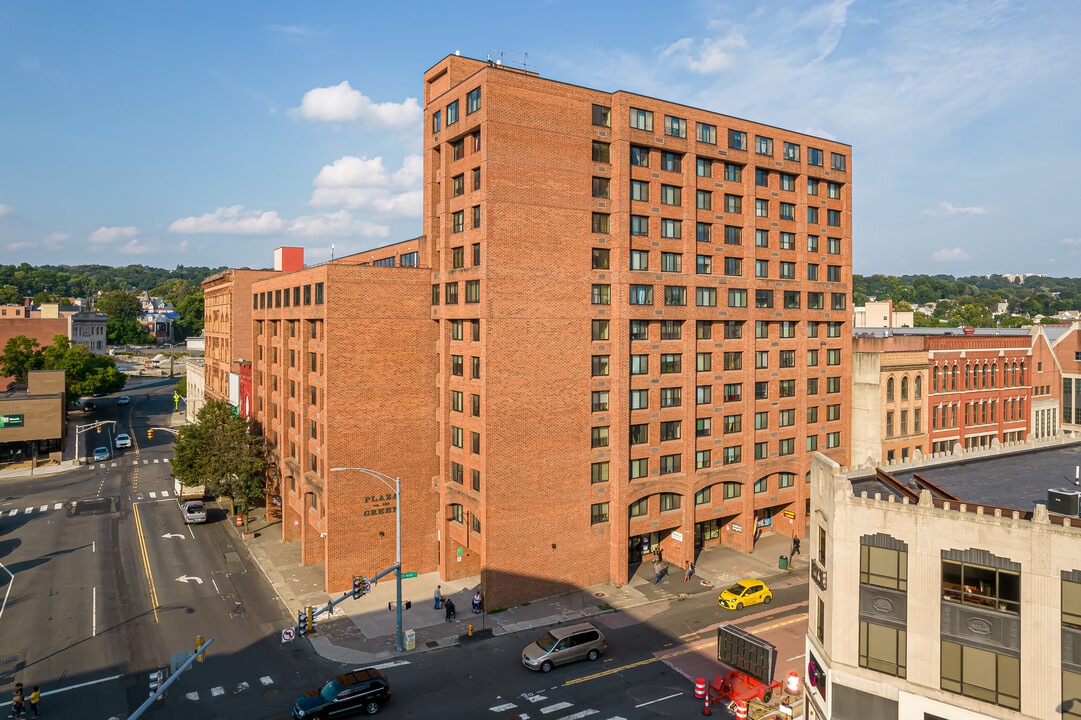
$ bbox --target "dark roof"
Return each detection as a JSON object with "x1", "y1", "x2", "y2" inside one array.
[{"x1": 883, "y1": 443, "x2": 1081, "y2": 511}]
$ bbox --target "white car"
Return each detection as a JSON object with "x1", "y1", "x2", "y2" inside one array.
[
  {"x1": 117, "y1": 395, "x2": 130, "y2": 405},
  {"x1": 115, "y1": 433, "x2": 132, "y2": 449}
]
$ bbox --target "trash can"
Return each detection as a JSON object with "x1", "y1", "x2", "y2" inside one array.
[
  {"x1": 404, "y1": 629, "x2": 416, "y2": 651},
  {"x1": 779, "y1": 555, "x2": 789, "y2": 570}
]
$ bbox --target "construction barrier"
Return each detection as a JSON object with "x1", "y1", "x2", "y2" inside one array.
[
  {"x1": 694, "y1": 677, "x2": 707, "y2": 699},
  {"x1": 735, "y1": 700, "x2": 748, "y2": 720},
  {"x1": 785, "y1": 671, "x2": 800, "y2": 695},
  {"x1": 234, "y1": 514, "x2": 244, "y2": 527}
]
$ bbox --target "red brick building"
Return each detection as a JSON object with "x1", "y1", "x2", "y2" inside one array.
[{"x1": 248, "y1": 56, "x2": 853, "y2": 608}]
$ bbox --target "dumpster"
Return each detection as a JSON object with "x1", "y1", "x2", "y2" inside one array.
[
  {"x1": 404, "y1": 629, "x2": 416, "y2": 651},
  {"x1": 779, "y1": 555, "x2": 789, "y2": 570}
]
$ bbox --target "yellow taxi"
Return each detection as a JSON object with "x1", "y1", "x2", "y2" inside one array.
[{"x1": 717, "y1": 579, "x2": 773, "y2": 610}]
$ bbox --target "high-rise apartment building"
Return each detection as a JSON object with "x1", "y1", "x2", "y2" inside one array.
[
  {"x1": 423, "y1": 55, "x2": 851, "y2": 605},
  {"x1": 247, "y1": 55, "x2": 853, "y2": 608}
]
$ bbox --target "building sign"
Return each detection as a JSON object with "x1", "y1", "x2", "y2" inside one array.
[
  {"x1": 0, "y1": 414, "x2": 23, "y2": 428},
  {"x1": 671, "y1": 531, "x2": 683, "y2": 542},
  {"x1": 363, "y1": 493, "x2": 397, "y2": 517},
  {"x1": 730, "y1": 523, "x2": 743, "y2": 533},
  {"x1": 811, "y1": 558, "x2": 828, "y2": 591},
  {"x1": 782, "y1": 509, "x2": 796, "y2": 520}
]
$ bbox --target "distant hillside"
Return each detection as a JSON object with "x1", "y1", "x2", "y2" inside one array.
[{"x1": 0, "y1": 263, "x2": 226, "y2": 300}]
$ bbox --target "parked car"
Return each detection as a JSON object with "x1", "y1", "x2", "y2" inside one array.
[
  {"x1": 114, "y1": 433, "x2": 132, "y2": 449},
  {"x1": 81, "y1": 400, "x2": 97, "y2": 411},
  {"x1": 180, "y1": 500, "x2": 207, "y2": 524},
  {"x1": 117, "y1": 395, "x2": 130, "y2": 405},
  {"x1": 521, "y1": 621, "x2": 607, "y2": 672},
  {"x1": 717, "y1": 579, "x2": 773, "y2": 610},
  {"x1": 93, "y1": 447, "x2": 110, "y2": 462},
  {"x1": 292, "y1": 668, "x2": 391, "y2": 718}
]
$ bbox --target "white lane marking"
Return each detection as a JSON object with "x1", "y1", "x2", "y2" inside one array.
[
  {"x1": 635, "y1": 692, "x2": 682, "y2": 707},
  {"x1": 525, "y1": 694, "x2": 548, "y2": 703},
  {"x1": 7, "y1": 510, "x2": 16, "y2": 517},
  {"x1": 211, "y1": 578, "x2": 220, "y2": 594},
  {"x1": 38, "y1": 505, "x2": 48, "y2": 512},
  {"x1": 259, "y1": 676, "x2": 273, "y2": 686},
  {"x1": 164, "y1": 458, "x2": 170, "y2": 462},
  {"x1": 162, "y1": 490, "x2": 171, "y2": 497},
  {"x1": 211, "y1": 686, "x2": 225, "y2": 696},
  {"x1": 92, "y1": 586, "x2": 97, "y2": 637},
  {"x1": 491, "y1": 703, "x2": 517, "y2": 711},
  {"x1": 555, "y1": 712, "x2": 598, "y2": 720},
  {"x1": 0, "y1": 561, "x2": 13, "y2": 624},
  {"x1": 149, "y1": 492, "x2": 157, "y2": 499},
  {"x1": 364, "y1": 660, "x2": 412, "y2": 670},
  {"x1": 154, "y1": 459, "x2": 160, "y2": 463},
  {"x1": 53, "y1": 502, "x2": 62, "y2": 510},
  {"x1": 185, "y1": 691, "x2": 200, "y2": 701},
  {"x1": 788, "y1": 653, "x2": 806, "y2": 661},
  {"x1": 541, "y1": 703, "x2": 573, "y2": 714},
  {"x1": 23, "y1": 507, "x2": 32, "y2": 514},
  {"x1": 0, "y1": 674, "x2": 124, "y2": 704}
]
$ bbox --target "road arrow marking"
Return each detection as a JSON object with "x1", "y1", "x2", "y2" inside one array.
[
  {"x1": 161, "y1": 533, "x2": 185, "y2": 539},
  {"x1": 176, "y1": 575, "x2": 204, "y2": 584}
]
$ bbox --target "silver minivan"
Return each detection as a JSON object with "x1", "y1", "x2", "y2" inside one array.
[{"x1": 521, "y1": 622, "x2": 606, "y2": 672}]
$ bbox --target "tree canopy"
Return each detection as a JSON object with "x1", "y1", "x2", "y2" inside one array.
[
  {"x1": 0, "y1": 334, "x2": 125, "y2": 395},
  {"x1": 172, "y1": 399, "x2": 268, "y2": 528}
]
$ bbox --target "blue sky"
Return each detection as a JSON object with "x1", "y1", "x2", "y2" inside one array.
[{"x1": 1, "y1": 1, "x2": 1078, "y2": 277}]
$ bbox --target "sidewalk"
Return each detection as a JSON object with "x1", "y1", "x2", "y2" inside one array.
[{"x1": 237, "y1": 504, "x2": 811, "y2": 665}]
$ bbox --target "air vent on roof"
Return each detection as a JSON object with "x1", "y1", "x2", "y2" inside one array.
[{"x1": 1048, "y1": 489, "x2": 1081, "y2": 516}]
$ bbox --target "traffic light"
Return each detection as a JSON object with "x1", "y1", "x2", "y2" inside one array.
[
  {"x1": 195, "y1": 635, "x2": 206, "y2": 662},
  {"x1": 148, "y1": 669, "x2": 165, "y2": 701},
  {"x1": 306, "y1": 605, "x2": 315, "y2": 633},
  {"x1": 147, "y1": 428, "x2": 154, "y2": 439},
  {"x1": 353, "y1": 575, "x2": 362, "y2": 599},
  {"x1": 97, "y1": 425, "x2": 101, "y2": 433},
  {"x1": 297, "y1": 609, "x2": 308, "y2": 636}
]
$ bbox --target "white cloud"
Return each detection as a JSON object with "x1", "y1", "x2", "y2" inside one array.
[
  {"x1": 89, "y1": 226, "x2": 138, "y2": 244},
  {"x1": 0, "y1": 203, "x2": 13, "y2": 217},
  {"x1": 660, "y1": 29, "x2": 748, "y2": 73},
  {"x1": 43, "y1": 232, "x2": 70, "y2": 250},
  {"x1": 309, "y1": 154, "x2": 423, "y2": 217},
  {"x1": 932, "y1": 248, "x2": 971, "y2": 262},
  {"x1": 292, "y1": 81, "x2": 421, "y2": 128},
  {"x1": 285, "y1": 210, "x2": 389, "y2": 239},
  {"x1": 1061, "y1": 238, "x2": 1081, "y2": 246},
  {"x1": 169, "y1": 206, "x2": 285, "y2": 235},
  {"x1": 5, "y1": 241, "x2": 34, "y2": 250},
  {"x1": 266, "y1": 24, "x2": 314, "y2": 37},
  {"x1": 920, "y1": 202, "x2": 987, "y2": 217},
  {"x1": 117, "y1": 238, "x2": 152, "y2": 255}
]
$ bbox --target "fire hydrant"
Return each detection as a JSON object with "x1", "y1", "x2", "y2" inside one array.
[{"x1": 467, "y1": 623, "x2": 474, "y2": 637}]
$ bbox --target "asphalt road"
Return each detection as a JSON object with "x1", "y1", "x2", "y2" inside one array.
[{"x1": 0, "y1": 385, "x2": 335, "y2": 720}]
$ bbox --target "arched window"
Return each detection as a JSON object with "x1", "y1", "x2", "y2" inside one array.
[
  {"x1": 901, "y1": 376, "x2": 910, "y2": 401},
  {"x1": 887, "y1": 377, "x2": 895, "y2": 402},
  {"x1": 990, "y1": 364, "x2": 997, "y2": 388},
  {"x1": 914, "y1": 375, "x2": 923, "y2": 399},
  {"x1": 983, "y1": 364, "x2": 990, "y2": 389},
  {"x1": 1010, "y1": 362, "x2": 1017, "y2": 387},
  {"x1": 1019, "y1": 363, "x2": 1026, "y2": 386},
  {"x1": 951, "y1": 364, "x2": 959, "y2": 391},
  {"x1": 965, "y1": 364, "x2": 972, "y2": 390},
  {"x1": 933, "y1": 366, "x2": 940, "y2": 393},
  {"x1": 448, "y1": 503, "x2": 464, "y2": 523}
]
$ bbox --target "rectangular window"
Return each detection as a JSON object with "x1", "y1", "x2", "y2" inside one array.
[
  {"x1": 780, "y1": 173, "x2": 796, "y2": 192},
  {"x1": 827, "y1": 348, "x2": 842, "y2": 366},
  {"x1": 591, "y1": 391, "x2": 609, "y2": 412},
  {"x1": 472, "y1": 394, "x2": 480, "y2": 416},
  {"x1": 831, "y1": 293, "x2": 847, "y2": 310},
  {"x1": 660, "y1": 388, "x2": 682, "y2": 409},
  {"x1": 724, "y1": 321, "x2": 743, "y2": 339},
  {"x1": 756, "y1": 321, "x2": 769, "y2": 339},
  {"x1": 472, "y1": 205, "x2": 481, "y2": 228},
  {"x1": 783, "y1": 142, "x2": 800, "y2": 161},
  {"x1": 696, "y1": 122, "x2": 717, "y2": 144},
  {"x1": 630, "y1": 249, "x2": 649, "y2": 271},
  {"x1": 827, "y1": 264, "x2": 841, "y2": 282},
  {"x1": 723, "y1": 446, "x2": 742, "y2": 465},
  {"x1": 629, "y1": 107, "x2": 653, "y2": 131},
  {"x1": 592, "y1": 284, "x2": 611, "y2": 305},
  {"x1": 664, "y1": 115, "x2": 687, "y2": 138},
  {"x1": 696, "y1": 189, "x2": 712, "y2": 210},
  {"x1": 452, "y1": 210, "x2": 464, "y2": 233},
  {"x1": 755, "y1": 289, "x2": 774, "y2": 308},
  {"x1": 696, "y1": 352, "x2": 712, "y2": 372},
  {"x1": 629, "y1": 284, "x2": 654, "y2": 305},
  {"x1": 631, "y1": 179, "x2": 649, "y2": 202},
  {"x1": 828, "y1": 237, "x2": 842, "y2": 254},
  {"x1": 755, "y1": 259, "x2": 769, "y2": 277},
  {"x1": 432, "y1": 110, "x2": 441, "y2": 133},
  {"x1": 696, "y1": 385, "x2": 712, "y2": 405},
  {"x1": 809, "y1": 147, "x2": 824, "y2": 166},
  {"x1": 592, "y1": 212, "x2": 610, "y2": 234},
  {"x1": 723, "y1": 383, "x2": 742, "y2": 402},
  {"x1": 779, "y1": 409, "x2": 796, "y2": 427},
  {"x1": 629, "y1": 354, "x2": 649, "y2": 375},
  {"x1": 724, "y1": 194, "x2": 742, "y2": 213},
  {"x1": 696, "y1": 287, "x2": 716, "y2": 307},
  {"x1": 696, "y1": 320, "x2": 712, "y2": 339},
  {"x1": 630, "y1": 498, "x2": 648, "y2": 517},
  {"x1": 660, "y1": 184, "x2": 680, "y2": 205},
  {"x1": 780, "y1": 349, "x2": 796, "y2": 368},
  {"x1": 660, "y1": 419, "x2": 681, "y2": 440},
  {"x1": 728, "y1": 288, "x2": 747, "y2": 307},
  {"x1": 630, "y1": 458, "x2": 649, "y2": 480},
  {"x1": 756, "y1": 168, "x2": 770, "y2": 188},
  {"x1": 590, "y1": 503, "x2": 609, "y2": 525},
  {"x1": 591, "y1": 141, "x2": 612, "y2": 164},
  {"x1": 755, "y1": 381, "x2": 769, "y2": 400},
  {"x1": 828, "y1": 209, "x2": 841, "y2": 227},
  {"x1": 592, "y1": 177, "x2": 611, "y2": 199},
  {"x1": 723, "y1": 351, "x2": 742, "y2": 371},
  {"x1": 696, "y1": 157, "x2": 713, "y2": 177},
  {"x1": 779, "y1": 438, "x2": 795, "y2": 456},
  {"x1": 808, "y1": 234, "x2": 820, "y2": 252},
  {"x1": 660, "y1": 354, "x2": 682, "y2": 373},
  {"x1": 592, "y1": 247, "x2": 611, "y2": 270},
  {"x1": 807, "y1": 435, "x2": 818, "y2": 451},
  {"x1": 755, "y1": 199, "x2": 769, "y2": 217},
  {"x1": 660, "y1": 219, "x2": 682, "y2": 238},
  {"x1": 630, "y1": 145, "x2": 649, "y2": 167},
  {"x1": 465, "y1": 86, "x2": 481, "y2": 114},
  {"x1": 591, "y1": 355, "x2": 610, "y2": 376},
  {"x1": 830, "y1": 152, "x2": 847, "y2": 171},
  {"x1": 827, "y1": 376, "x2": 841, "y2": 393},
  {"x1": 807, "y1": 403, "x2": 819, "y2": 422},
  {"x1": 697, "y1": 417, "x2": 712, "y2": 437},
  {"x1": 755, "y1": 350, "x2": 769, "y2": 370},
  {"x1": 827, "y1": 404, "x2": 842, "y2": 421},
  {"x1": 696, "y1": 255, "x2": 713, "y2": 275},
  {"x1": 630, "y1": 320, "x2": 649, "y2": 340},
  {"x1": 807, "y1": 206, "x2": 819, "y2": 225},
  {"x1": 661, "y1": 152, "x2": 682, "y2": 172},
  {"x1": 591, "y1": 426, "x2": 610, "y2": 448},
  {"x1": 452, "y1": 174, "x2": 465, "y2": 197},
  {"x1": 780, "y1": 202, "x2": 795, "y2": 221},
  {"x1": 629, "y1": 423, "x2": 648, "y2": 445},
  {"x1": 660, "y1": 319, "x2": 682, "y2": 340},
  {"x1": 630, "y1": 215, "x2": 649, "y2": 236},
  {"x1": 724, "y1": 225, "x2": 742, "y2": 245},
  {"x1": 728, "y1": 129, "x2": 747, "y2": 150},
  {"x1": 447, "y1": 100, "x2": 459, "y2": 125},
  {"x1": 724, "y1": 414, "x2": 742, "y2": 433},
  {"x1": 755, "y1": 136, "x2": 773, "y2": 155},
  {"x1": 592, "y1": 319, "x2": 610, "y2": 341},
  {"x1": 755, "y1": 443, "x2": 769, "y2": 461},
  {"x1": 473, "y1": 167, "x2": 481, "y2": 191},
  {"x1": 725, "y1": 257, "x2": 743, "y2": 277},
  {"x1": 592, "y1": 104, "x2": 611, "y2": 127},
  {"x1": 592, "y1": 461, "x2": 610, "y2": 484},
  {"x1": 696, "y1": 222, "x2": 712, "y2": 243},
  {"x1": 630, "y1": 388, "x2": 649, "y2": 410},
  {"x1": 808, "y1": 291, "x2": 824, "y2": 309},
  {"x1": 828, "y1": 182, "x2": 842, "y2": 200},
  {"x1": 826, "y1": 431, "x2": 841, "y2": 448},
  {"x1": 660, "y1": 456, "x2": 681, "y2": 476}
]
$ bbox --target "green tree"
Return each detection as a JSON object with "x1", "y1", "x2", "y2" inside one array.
[
  {"x1": 106, "y1": 316, "x2": 154, "y2": 345},
  {"x1": 40, "y1": 335, "x2": 126, "y2": 396},
  {"x1": 173, "y1": 289, "x2": 204, "y2": 341},
  {"x1": 0, "y1": 285, "x2": 22, "y2": 304},
  {"x1": 0, "y1": 335, "x2": 45, "y2": 384},
  {"x1": 96, "y1": 290, "x2": 142, "y2": 321},
  {"x1": 172, "y1": 399, "x2": 267, "y2": 531}
]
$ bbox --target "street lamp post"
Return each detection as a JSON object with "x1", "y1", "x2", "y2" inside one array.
[{"x1": 329, "y1": 466, "x2": 403, "y2": 652}]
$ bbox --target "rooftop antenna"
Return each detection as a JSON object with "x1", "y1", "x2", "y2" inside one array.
[
  {"x1": 331, "y1": 244, "x2": 335, "y2": 261},
  {"x1": 1076, "y1": 465, "x2": 1080, "y2": 487},
  {"x1": 490, "y1": 50, "x2": 533, "y2": 71}
]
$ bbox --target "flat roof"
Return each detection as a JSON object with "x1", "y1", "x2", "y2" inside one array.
[{"x1": 877, "y1": 443, "x2": 1081, "y2": 511}]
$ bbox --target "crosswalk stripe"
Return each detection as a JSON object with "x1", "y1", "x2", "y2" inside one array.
[
  {"x1": 541, "y1": 703, "x2": 573, "y2": 715},
  {"x1": 490, "y1": 704, "x2": 517, "y2": 712},
  {"x1": 153, "y1": 459, "x2": 160, "y2": 463},
  {"x1": 259, "y1": 676, "x2": 273, "y2": 686},
  {"x1": 23, "y1": 508, "x2": 32, "y2": 514},
  {"x1": 54, "y1": 503, "x2": 62, "y2": 510},
  {"x1": 210, "y1": 686, "x2": 224, "y2": 696},
  {"x1": 556, "y1": 711, "x2": 598, "y2": 720},
  {"x1": 39, "y1": 505, "x2": 48, "y2": 512},
  {"x1": 149, "y1": 492, "x2": 157, "y2": 499},
  {"x1": 185, "y1": 691, "x2": 199, "y2": 701},
  {"x1": 7, "y1": 510, "x2": 16, "y2": 517}
]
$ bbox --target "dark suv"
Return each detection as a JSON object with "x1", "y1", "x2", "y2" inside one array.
[{"x1": 292, "y1": 668, "x2": 391, "y2": 718}]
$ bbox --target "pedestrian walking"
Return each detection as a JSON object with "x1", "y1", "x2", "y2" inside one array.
[
  {"x1": 472, "y1": 591, "x2": 482, "y2": 614},
  {"x1": 683, "y1": 560, "x2": 695, "y2": 583},
  {"x1": 653, "y1": 560, "x2": 668, "y2": 584},
  {"x1": 434, "y1": 584, "x2": 442, "y2": 610},
  {"x1": 791, "y1": 536, "x2": 801, "y2": 557},
  {"x1": 11, "y1": 683, "x2": 24, "y2": 719},
  {"x1": 27, "y1": 687, "x2": 39, "y2": 719},
  {"x1": 444, "y1": 597, "x2": 456, "y2": 622},
  {"x1": 654, "y1": 546, "x2": 663, "y2": 563}
]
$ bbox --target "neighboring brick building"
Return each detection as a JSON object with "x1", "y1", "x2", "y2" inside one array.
[
  {"x1": 250, "y1": 239, "x2": 436, "y2": 592},
  {"x1": 243, "y1": 56, "x2": 853, "y2": 607},
  {"x1": 1049, "y1": 322, "x2": 1081, "y2": 430},
  {"x1": 202, "y1": 247, "x2": 304, "y2": 411},
  {"x1": 851, "y1": 327, "x2": 1061, "y2": 466}
]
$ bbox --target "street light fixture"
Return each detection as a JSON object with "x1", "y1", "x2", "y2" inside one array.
[{"x1": 329, "y1": 466, "x2": 403, "y2": 652}]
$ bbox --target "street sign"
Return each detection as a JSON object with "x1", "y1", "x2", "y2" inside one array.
[
  {"x1": 0, "y1": 414, "x2": 23, "y2": 428},
  {"x1": 281, "y1": 626, "x2": 296, "y2": 643},
  {"x1": 782, "y1": 510, "x2": 796, "y2": 520},
  {"x1": 401, "y1": 571, "x2": 418, "y2": 579}
]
